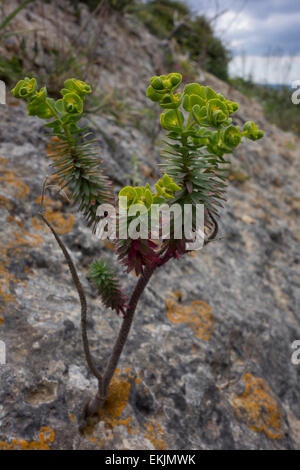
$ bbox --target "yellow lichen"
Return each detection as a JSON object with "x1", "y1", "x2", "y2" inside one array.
[
  {"x1": 83, "y1": 369, "x2": 167, "y2": 450},
  {"x1": 0, "y1": 158, "x2": 46, "y2": 314},
  {"x1": 83, "y1": 368, "x2": 133, "y2": 439},
  {"x1": 165, "y1": 291, "x2": 214, "y2": 340},
  {"x1": 232, "y1": 373, "x2": 282, "y2": 439},
  {"x1": 32, "y1": 196, "x2": 74, "y2": 235},
  {"x1": 97, "y1": 368, "x2": 132, "y2": 427},
  {"x1": 135, "y1": 370, "x2": 142, "y2": 384},
  {"x1": 0, "y1": 216, "x2": 43, "y2": 314},
  {"x1": 0, "y1": 427, "x2": 55, "y2": 450},
  {"x1": 144, "y1": 420, "x2": 166, "y2": 450},
  {"x1": 0, "y1": 156, "x2": 29, "y2": 217},
  {"x1": 102, "y1": 240, "x2": 115, "y2": 251},
  {"x1": 0, "y1": 196, "x2": 13, "y2": 211},
  {"x1": 0, "y1": 168, "x2": 29, "y2": 199}
]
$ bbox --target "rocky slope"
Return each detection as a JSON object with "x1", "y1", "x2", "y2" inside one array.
[{"x1": 0, "y1": 1, "x2": 299, "y2": 450}]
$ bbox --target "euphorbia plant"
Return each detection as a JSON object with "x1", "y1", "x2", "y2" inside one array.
[{"x1": 11, "y1": 73, "x2": 263, "y2": 417}]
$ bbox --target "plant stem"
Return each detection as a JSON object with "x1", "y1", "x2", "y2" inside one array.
[
  {"x1": 39, "y1": 181, "x2": 156, "y2": 418},
  {"x1": 86, "y1": 264, "x2": 155, "y2": 416},
  {"x1": 38, "y1": 209, "x2": 102, "y2": 384}
]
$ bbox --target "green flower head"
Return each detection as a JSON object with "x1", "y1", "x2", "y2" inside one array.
[
  {"x1": 63, "y1": 78, "x2": 92, "y2": 97},
  {"x1": 119, "y1": 184, "x2": 153, "y2": 210},
  {"x1": 147, "y1": 73, "x2": 182, "y2": 103},
  {"x1": 160, "y1": 93, "x2": 182, "y2": 109},
  {"x1": 207, "y1": 99, "x2": 230, "y2": 127},
  {"x1": 155, "y1": 174, "x2": 181, "y2": 199},
  {"x1": 223, "y1": 126, "x2": 242, "y2": 147},
  {"x1": 243, "y1": 121, "x2": 264, "y2": 141},
  {"x1": 63, "y1": 92, "x2": 83, "y2": 114},
  {"x1": 160, "y1": 109, "x2": 184, "y2": 132},
  {"x1": 11, "y1": 77, "x2": 37, "y2": 99}
]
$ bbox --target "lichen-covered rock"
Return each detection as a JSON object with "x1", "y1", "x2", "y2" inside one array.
[{"x1": 0, "y1": 0, "x2": 299, "y2": 450}]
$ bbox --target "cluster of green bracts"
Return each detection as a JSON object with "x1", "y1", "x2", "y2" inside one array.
[
  {"x1": 11, "y1": 77, "x2": 92, "y2": 135},
  {"x1": 146, "y1": 73, "x2": 264, "y2": 158},
  {"x1": 119, "y1": 174, "x2": 181, "y2": 211},
  {"x1": 11, "y1": 77, "x2": 113, "y2": 233}
]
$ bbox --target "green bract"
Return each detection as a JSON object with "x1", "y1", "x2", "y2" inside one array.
[
  {"x1": 63, "y1": 92, "x2": 83, "y2": 114},
  {"x1": 145, "y1": 72, "x2": 264, "y2": 218},
  {"x1": 11, "y1": 77, "x2": 37, "y2": 99},
  {"x1": 119, "y1": 184, "x2": 156, "y2": 210},
  {"x1": 243, "y1": 121, "x2": 265, "y2": 141},
  {"x1": 147, "y1": 73, "x2": 182, "y2": 105},
  {"x1": 223, "y1": 126, "x2": 242, "y2": 148},
  {"x1": 118, "y1": 174, "x2": 181, "y2": 210},
  {"x1": 62, "y1": 78, "x2": 92, "y2": 97},
  {"x1": 11, "y1": 77, "x2": 112, "y2": 233},
  {"x1": 11, "y1": 77, "x2": 92, "y2": 133},
  {"x1": 160, "y1": 109, "x2": 184, "y2": 132},
  {"x1": 207, "y1": 99, "x2": 230, "y2": 127},
  {"x1": 155, "y1": 174, "x2": 181, "y2": 199}
]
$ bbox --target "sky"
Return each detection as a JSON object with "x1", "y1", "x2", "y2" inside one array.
[{"x1": 186, "y1": 0, "x2": 300, "y2": 84}]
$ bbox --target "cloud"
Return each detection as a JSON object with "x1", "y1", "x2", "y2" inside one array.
[
  {"x1": 187, "y1": 0, "x2": 300, "y2": 56},
  {"x1": 229, "y1": 54, "x2": 300, "y2": 84}
]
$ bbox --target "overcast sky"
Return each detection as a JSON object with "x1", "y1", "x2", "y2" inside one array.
[{"x1": 186, "y1": 0, "x2": 300, "y2": 84}]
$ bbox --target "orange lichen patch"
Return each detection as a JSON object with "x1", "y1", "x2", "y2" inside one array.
[
  {"x1": 32, "y1": 195, "x2": 74, "y2": 235},
  {"x1": 83, "y1": 368, "x2": 133, "y2": 438},
  {"x1": 83, "y1": 369, "x2": 168, "y2": 450},
  {"x1": 0, "y1": 168, "x2": 29, "y2": 199},
  {"x1": 8, "y1": 216, "x2": 43, "y2": 247},
  {"x1": 144, "y1": 420, "x2": 166, "y2": 450},
  {"x1": 0, "y1": 427, "x2": 55, "y2": 450},
  {"x1": 87, "y1": 436, "x2": 104, "y2": 449},
  {"x1": 97, "y1": 369, "x2": 132, "y2": 428},
  {"x1": 0, "y1": 216, "x2": 43, "y2": 314},
  {"x1": 7, "y1": 100, "x2": 20, "y2": 107},
  {"x1": 165, "y1": 292, "x2": 214, "y2": 340},
  {"x1": 68, "y1": 414, "x2": 75, "y2": 423},
  {"x1": 135, "y1": 370, "x2": 142, "y2": 384},
  {"x1": 232, "y1": 373, "x2": 282, "y2": 439},
  {"x1": 0, "y1": 260, "x2": 16, "y2": 314},
  {"x1": 0, "y1": 196, "x2": 13, "y2": 211},
  {"x1": 173, "y1": 290, "x2": 183, "y2": 301},
  {"x1": 102, "y1": 240, "x2": 115, "y2": 251}
]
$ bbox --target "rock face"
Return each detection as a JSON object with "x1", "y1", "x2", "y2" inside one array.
[{"x1": 0, "y1": 1, "x2": 299, "y2": 450}]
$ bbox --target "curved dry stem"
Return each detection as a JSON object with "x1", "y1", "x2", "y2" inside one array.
[{"x1": 37, "y1": 180, "x2": 102, "y2": 384}]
